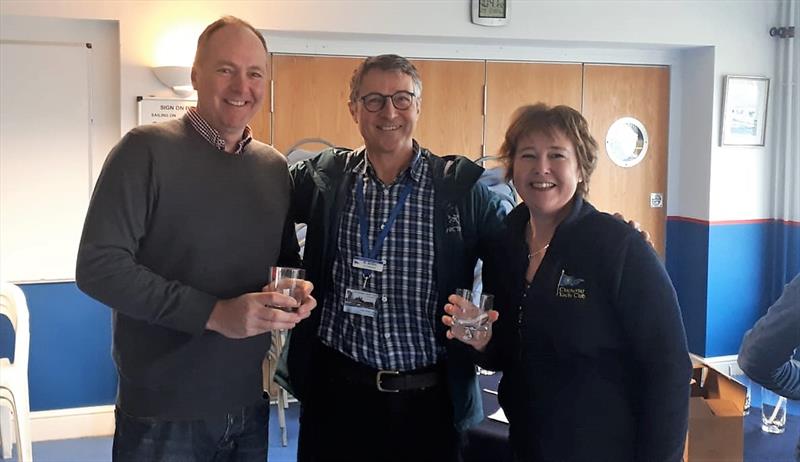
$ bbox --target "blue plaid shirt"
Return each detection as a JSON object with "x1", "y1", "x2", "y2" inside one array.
[{"x1": 318, "y1": 145, "x2": 442, "y2": 371}]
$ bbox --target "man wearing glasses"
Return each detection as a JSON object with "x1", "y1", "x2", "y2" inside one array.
[{"x1": 281, "y1": 54, "x2": 506, "y2": 461}]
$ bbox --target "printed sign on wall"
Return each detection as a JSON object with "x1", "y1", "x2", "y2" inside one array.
[{"x1": 137, "y1": 96, "x2": 196, "y2": 125}]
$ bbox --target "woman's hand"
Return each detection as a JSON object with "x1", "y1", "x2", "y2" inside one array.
[{"x1": 442, "y1": 293, "x2": 499, "y2": 352}]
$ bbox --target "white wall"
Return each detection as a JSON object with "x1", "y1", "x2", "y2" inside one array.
[
  {"x1": 0, "y1": 0, "x2": 783, "y2": 222},
  {"x1": 0, "y1": 15, "x2": 120, "y2": 282},
  {"x1": 0, "y1": 15, "x2": 120, "y2": 186},
  {"x1": 671, "y1": 46, "x2": 716, "y2": 221}
]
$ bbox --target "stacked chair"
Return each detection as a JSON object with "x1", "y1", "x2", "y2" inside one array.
[{"x1": 0, "y1": 282, "x2": 32, "y2": 461}]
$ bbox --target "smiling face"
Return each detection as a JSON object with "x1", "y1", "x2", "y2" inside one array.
[
  {"x1": 348, "y1": 68, "x2": 420, "y2": 158},
  {"x1": 512, "y1": 129, "x2": 583, "y2": 222},
  {"x1": 191, "y1": 24, "x2": 267, "y2": 147}
]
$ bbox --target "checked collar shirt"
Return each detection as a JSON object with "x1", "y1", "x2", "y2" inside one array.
[
  {"x1": 318, "y1": 143, "x2": 443, "y2": 371},
  {"x1": 185, "y1": 107, "x2": 252, "y2": 155}
]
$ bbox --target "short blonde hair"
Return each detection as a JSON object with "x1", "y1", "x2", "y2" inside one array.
[{"x1": 193, "y1": 16, "x2": 267, "y2": 67}]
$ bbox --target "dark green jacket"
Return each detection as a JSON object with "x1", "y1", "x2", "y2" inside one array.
[{"x1": 279, "y1": 145, "x2": 506, "y2": 431}]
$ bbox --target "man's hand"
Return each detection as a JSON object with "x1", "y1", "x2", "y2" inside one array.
[
  {"x1": 614, "y1": 212, "x2": 653, "y2": 248},
  {"x1": 262, "y1": 279, "x2": 316, "y2": 321},
  {"x1": 206, "y1": 291, "x2": 308, "y2": 339}
]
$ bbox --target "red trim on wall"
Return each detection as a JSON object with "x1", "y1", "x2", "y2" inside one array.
[
  {"x1": 666, "y1": 216, "x2": 708, "y2": 225},
  {"x1": 712, "y1": 218, "x2": 774, "y2": 226}
]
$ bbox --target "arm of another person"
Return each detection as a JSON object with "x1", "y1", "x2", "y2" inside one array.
[
  {"x1": 277, "y1": 199, "x2": 302, "y2": 269},
  {"x1": 76, "y1": 132, "x2": 305, "y2": 338},
  {"x1": 288, "y1": 155, "x2": 319, "y2": 226},
  {"x1": 614, "y1": 233, "x2": 691, "y2": 462},
  {"x1": 467, "y1": 182, "x2": 510, "y2": 370},
  {"x1": 738, "y1": 273, "x2": 800, "y2": 399}
]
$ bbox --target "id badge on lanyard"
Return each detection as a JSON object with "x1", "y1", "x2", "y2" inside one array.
[{"x1": 343, "y1": 173, "x2": 413, "y2": 318}]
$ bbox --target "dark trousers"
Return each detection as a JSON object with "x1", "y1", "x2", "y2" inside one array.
[
  {"x1": 297, "y1": 344, "x2": 462, "y2": 462},
  {"x1": 112, "y1": 400, "x2": 269, "y2": 462}
]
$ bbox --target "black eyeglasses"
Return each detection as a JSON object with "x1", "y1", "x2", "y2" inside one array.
[{"x1": 358, "y1": 91, "x2": 416, "y2": 112}]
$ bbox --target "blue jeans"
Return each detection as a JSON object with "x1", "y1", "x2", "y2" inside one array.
[{"x1": 112, "y1": 401, "x2": 269, "y2": 462}]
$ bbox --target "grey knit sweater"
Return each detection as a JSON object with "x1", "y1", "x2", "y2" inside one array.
[{"x1": 77, "y1": 116, "x2": 299, "y2": 418}]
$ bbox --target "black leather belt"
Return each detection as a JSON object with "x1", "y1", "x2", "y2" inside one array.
[
  {"x1": 373, "y1": 368, "x2": 441, "y2": 393},
  {"x1": 316, "y1": 342, "x2": 444, "y2": 393}
]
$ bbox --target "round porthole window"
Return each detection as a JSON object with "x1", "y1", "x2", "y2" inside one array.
[{"x1": 605, "y1": 117, "x2": 649, "y2": 168}]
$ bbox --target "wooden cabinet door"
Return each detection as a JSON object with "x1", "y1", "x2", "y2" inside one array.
[
  {"x1": 582, "y1": 65, "x2": 670, "y2": 256},
  {"x1": 410, "y1": 59, "x2": 485, "y2": 159},
  {"x1": 485, "y1": 62, "x2": 583, "y2": 157},
  {"x1": 271, "y1": 55, "x2": 364, "y2": 154}
]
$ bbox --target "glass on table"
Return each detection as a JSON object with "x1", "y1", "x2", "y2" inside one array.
[
  {"x1": 267, "y1": 266, "x2": 306, "y2": 311},
  {"x1": 450, "y1": 288, "x2": 493, "y2": 342},
  {"x1": 760, "y1": 386, "x2": 787, "y2": 434}
]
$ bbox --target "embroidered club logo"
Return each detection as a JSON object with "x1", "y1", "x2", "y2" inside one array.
[
  {"x1": 446, "y1": 204, "x2": 462, "y2": 233},
  {"x1": 556, "y1": 270, "x2": 586, "y2": 299}
]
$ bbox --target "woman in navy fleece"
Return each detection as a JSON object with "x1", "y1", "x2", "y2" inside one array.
[{"x1": 444, "y1": 104, "x2": 691, "y2": 462}]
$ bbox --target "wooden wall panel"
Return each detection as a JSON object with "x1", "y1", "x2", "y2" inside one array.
[
  {"x1": 410, "y1": 59, "x2": 485, "y2": 159},
  {"x1": 582, "y1": 65, "x2": 670, "y2": 255},
  {"x1": 248, "y1": 54, "x2": 272, "y2": 145},
  {"x1": 267, "y1": 57, "x2": 671, "y2": 257},
  {"x1": 485, "y1": 62, "x2": 583, "y2": 157},
  {"x1": 271, "y1": 55, "x2": 363, "y2": 154}
]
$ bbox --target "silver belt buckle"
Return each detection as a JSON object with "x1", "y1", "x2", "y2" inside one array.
[{"x1": 376, "y1": 370, "x2": 400, "y2": 393}]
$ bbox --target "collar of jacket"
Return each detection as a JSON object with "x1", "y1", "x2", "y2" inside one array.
[
  {"x1": 307, "y1": 144, "x2": 484, "y2": 193},
  {"x1": 506, "y1": 194, "x2": 595, "y2": 243}
]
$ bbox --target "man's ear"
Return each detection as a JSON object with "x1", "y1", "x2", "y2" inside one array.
[
  {"x1": 348, "y1": 101, "x2": 358, "y2": 123},
  {"x1": 191, "y1": 67, "x2": 198, "y2": 90}
]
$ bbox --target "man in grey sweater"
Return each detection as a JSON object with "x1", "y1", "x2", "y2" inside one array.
[{"x1": 76, "y1": 16, "x2": 315, "y2": 461}]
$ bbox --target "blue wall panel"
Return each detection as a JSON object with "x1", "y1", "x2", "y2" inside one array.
[
  {"x1": 666, "y1": 218, "x2": 799, "y2": 358},
  {"x1": 0, "y1": 315, "x2": 14, "y2": 361},
  {"x1": 706, "y1": 223, "x2": 773, "y2": 357},
  {"x1": 0, "y1": 283, "x2": 117, "y2": 411},
  {"x1": 666, "y1": 218, "x2": 709, "y2": 356},
  {"x1": 766, "y1": 221, "x2": 800, "y2": 302}
]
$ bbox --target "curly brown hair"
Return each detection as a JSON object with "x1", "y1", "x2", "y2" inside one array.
[{"x1": 498, "y1": 103, "x2": 598, "y2": 197}]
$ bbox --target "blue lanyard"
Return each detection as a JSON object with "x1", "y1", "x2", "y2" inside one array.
[{"x1": 355, "y1": 174, "x2": 414, "y2": 261}]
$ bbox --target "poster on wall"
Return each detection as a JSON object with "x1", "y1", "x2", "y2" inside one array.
[
  {"x1": 720, "y1": 75, "x2": 769, "y2": 146},
  {"x1": 137, "y1": 96, "x2": 196, "y2": 126}
]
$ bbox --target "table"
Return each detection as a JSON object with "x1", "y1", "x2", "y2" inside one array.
[
  {"x1": 463, "y1": 372, "x2": 799, "y2": 462},
  {"x1": 745, "y1": 399, "x2": 799, "y2": 461}
]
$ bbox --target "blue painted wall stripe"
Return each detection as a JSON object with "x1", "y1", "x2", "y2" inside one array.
[
  {"x1": 667, "y1": 217, "x2": 800, "y2": 357},
  {"x1": 666, "y1": 218, "x2": 709, "y2": 355},
  {"x1": 0, "y1": 283, "x2": 117, "y2": 411},
  {"x1": 706, "y1": 223, "x2": 774, "y2": 357}
]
